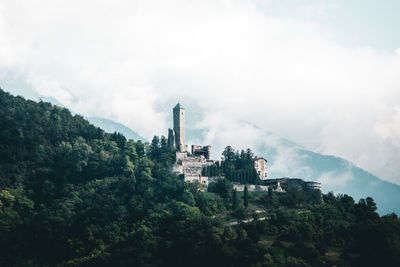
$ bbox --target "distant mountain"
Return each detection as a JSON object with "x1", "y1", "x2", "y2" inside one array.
[
  {"x1": 256, "y1": 135, "x2": 400, "y2": 215},
  {"x1": 86, "y1": 117, "x2": 145, "y2": 141}
]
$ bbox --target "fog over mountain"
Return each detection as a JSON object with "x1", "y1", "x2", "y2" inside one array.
[{"x1": 1, "y1": 0, "x2": 400, "y2": 187}]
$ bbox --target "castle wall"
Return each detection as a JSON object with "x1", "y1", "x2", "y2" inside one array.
[
  {"x1": 185, "y1": 176, "x2": 211, "y2": 186},
  {"x1": 233, "y1": 183, "x2": 271, "y2": 192},
  {"x1": 191, "y1": 145, "x2": 211, "y2": 160},
  {"x1": 176, "y1": 152, "x2": 188, "y2": 161},
  {"x1": 170, "y1": 151, "x2": 215, "y2": 182},
  {"x1": 304, "y1": 181, "x2": 322, "y2": 190},
  {"x1": 168, "y1": 164, "x2": 183, "y2": 176}
]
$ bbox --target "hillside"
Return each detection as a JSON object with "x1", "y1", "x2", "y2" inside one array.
[{"x1": 1, "y1": 89, "x2": 400, "y2": 267}]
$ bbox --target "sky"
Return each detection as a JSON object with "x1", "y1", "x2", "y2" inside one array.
[{"x1": 0, "y1": 0, "x2": 400, "y2": 184}]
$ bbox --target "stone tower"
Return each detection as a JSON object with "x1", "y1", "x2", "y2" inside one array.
[{"x1": 168, "y1": 103, "x2": 187, "y2": 152}]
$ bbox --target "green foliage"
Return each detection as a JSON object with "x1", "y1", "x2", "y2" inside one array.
[
  {"x1": 220, "y1": 146, "x2": 260, "y2": 184},
  {"x1": 233, "y1": 204, "x2": 247, "y2": 221},
  {"x1": 208, "y1": 178, "x2": 233, "y2": 200}
]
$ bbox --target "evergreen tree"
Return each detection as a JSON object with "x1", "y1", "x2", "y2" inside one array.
[
  {"x1": 222, "y1": 146, "x2": 235, "y2": 161},
  {"x1": 160, "y1": 135, "x2": 167, "y2": 150},
  {"x1": 245, "y1": 148, "x2": 254, "y2": 161},
  {"x1": 232, "y1": 188, "x2": 238, "y2": 209},
  {"x1": 244, "y1": 185, "x2": 248, "y2": 208},
  {"x1": 268, "y1": 187, "x2": 273, "y2": 199}
]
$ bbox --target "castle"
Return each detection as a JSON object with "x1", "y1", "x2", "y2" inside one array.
[
  {"x1": 168, "y1": 103, "x2": 187, "y2": 152},
  {"x1": 167, "y1": 103, "x2": 321, "y2": 193},
  {"x1": 168, "y1": 103, "x2": 216, "y2": 185}
]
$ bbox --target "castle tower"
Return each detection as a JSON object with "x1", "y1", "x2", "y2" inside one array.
[
  {"x1": 173, "y1": 103, "x2": 187, "y2": 152},
  {"x1": 167, "y1": 128, "x2": 176, "y2": 148}
]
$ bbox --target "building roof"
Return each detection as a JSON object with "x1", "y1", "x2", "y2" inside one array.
[
  {"x1": 174, "y1": 103, "x2": 184, "y2": 109},
  {"x1": 252, "y1": 157, "x2": 267, "y2": 162}
]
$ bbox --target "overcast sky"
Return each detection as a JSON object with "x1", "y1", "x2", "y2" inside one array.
[{"x1": 1, "y1": 0, "x2": 400, "y2": 184}]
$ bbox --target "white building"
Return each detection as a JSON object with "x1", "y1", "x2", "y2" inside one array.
[{"x1": 252, "y1": 157, "x2": 267, "y2": 180}]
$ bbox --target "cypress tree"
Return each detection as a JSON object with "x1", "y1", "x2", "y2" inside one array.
[
  {"x1": 244, "y1": 185, "x2": 249, "y2": 208},
  {"x1": 268, "y1": 187, "x2": 273, "y2": 199},
  {"x1": 232, "y1": 189, "x2": 238, "y2": 209},
  {"x1": 212, "y1": 165, "x2": 216, "y2": 177}
]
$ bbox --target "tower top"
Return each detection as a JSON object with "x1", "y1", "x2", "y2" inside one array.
[{"x1": 174, "y1": 103, "x2": 184, "y2": 109}]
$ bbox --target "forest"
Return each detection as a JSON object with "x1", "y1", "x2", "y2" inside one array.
[{"x1": 0, "y1": 88, "x2": 400, "y2": 266}]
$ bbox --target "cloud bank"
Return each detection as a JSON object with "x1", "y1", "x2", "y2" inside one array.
[{"x1": 0, "y1": 0, "x2": 400, "y2": 184}]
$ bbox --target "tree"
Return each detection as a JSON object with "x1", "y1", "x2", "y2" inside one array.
[
  {"x1": 244, "y1": 185, "x2": 249, "y2": 208},
  {"x1": 149, "y1": 136, "x2": 160, "y2": 160},
  {"x1": 233, "y1": 204, "x2": 246, "y2": 221},
  {"x1": 244, "y1": 148, "x2": 254, "y2": 161},
  {"x1": 366, "y1": 196, "x2": 377, "y2": 212},
  {"x1": 160, "y1": 135, "x2": 167, "y2": 150},
  {"x1": 222, "y1": 146, "x2": 235, "y2": 162},
  {"x1": 232, "y1": 189, "x2": 238, "y2": 209},
  {"x1": 208, "y1": 178, "x2": 232, "y2": 199}
]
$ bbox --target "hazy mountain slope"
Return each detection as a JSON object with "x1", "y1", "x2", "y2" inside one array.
[
  {"x1": 301, "y1": 149, "x2": 400, "y2": 215},
  {"x1": 258, "y1": 141, "x2": 400, "y2": 215},
  {"x1": 86, "y1": 117, "x2": 145, "y2": 141}
]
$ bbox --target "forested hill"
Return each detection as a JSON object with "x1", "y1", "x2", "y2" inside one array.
[{"x1": 1, "y1": 88, "x2": 400, "y2": 267}]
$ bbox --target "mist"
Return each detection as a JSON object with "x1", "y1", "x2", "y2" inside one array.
[{"x1": 1, "y1": 0, "x2": 400, "y2": 184}]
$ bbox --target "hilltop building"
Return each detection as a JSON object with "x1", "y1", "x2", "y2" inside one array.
[
  {"x1": 252, "y1": 157, "x2": 267, "y2": 180},
  {"x1": 168, "y1": 103, "x2": 187, "y2": 152},
  {"x1": 262, "y1": 178, "x2": 321, "y2": 191},
  {"x1": 168, "y1": 103, "x2": 215, "y2": 185},
  {"x1": 233, "y1": 178, "x2": 321, "y2": 193}
]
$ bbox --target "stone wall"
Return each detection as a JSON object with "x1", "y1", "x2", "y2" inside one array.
[
  {"x1": 184, "y1": 176, "x2": 210, "y2": 186},
  {"x1": 233, "y1": 183, "x2": 270, "y2": 192},
  {"x1": 191, "y1": 145, "x2": 211, "y2": 160},
  {"x1": 170, "y1": 151, "x2": 215, "y2": 182}
]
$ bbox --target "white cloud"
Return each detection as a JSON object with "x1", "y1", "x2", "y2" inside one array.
[
  {"x1": 267, "y1": 146, "x2": 313, "y2": 179},
  {"x1": 317, "y1": 170, "x2": 355, "y2": 189},
  {"x1": 0, "y1": 0, "x2": 400, "y2": 183},
  {"x1": 375, "y1": 107, "x2": 400, "y2": 147}
]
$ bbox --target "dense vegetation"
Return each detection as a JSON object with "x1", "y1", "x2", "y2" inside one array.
[
  {"x1": 203, "y1": 146, "x2": 260, "y2": 184},
  {"x1": 1, "y1": 89, "x2": 400, "y2": 266}
]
